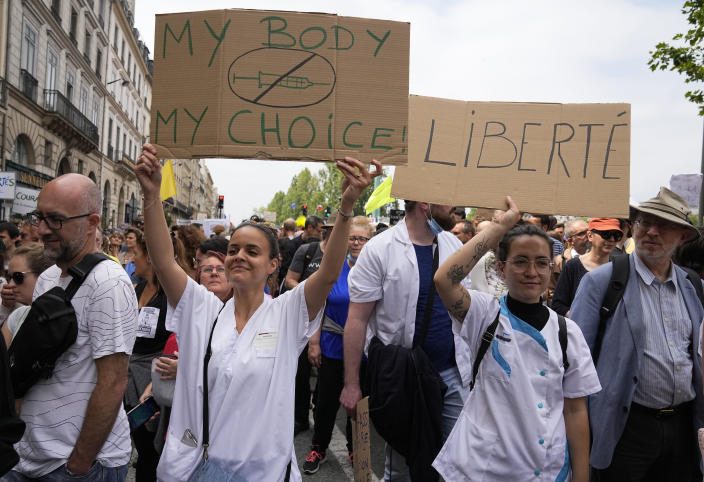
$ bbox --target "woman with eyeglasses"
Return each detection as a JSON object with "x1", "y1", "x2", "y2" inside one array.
[
  {"x1": 432, "y1": 198, "x2": 600, "y2": 482},
  {"x1": 0, "y1": 243, "x2": 52, "y2": 347},
  {"x1": 551, "y1": 218, "x2": 624, "y2": 316},
  {"x1": 301, "y1": 216, "x2": 372, "y2": 474},
  {"x1": 136, "y1": 143, "x2": 379, "y2": 481}
]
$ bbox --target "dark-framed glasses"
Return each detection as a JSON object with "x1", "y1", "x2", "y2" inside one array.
[
  {"x1": 28, "y1": 211, "x2": 92, "y2": 230},
  {"x1": 349, "y1": 236, "x2": 370, "y2": 244},
  {"x1": 9, "y1": 270, "x2": 35, "y2": 285}
]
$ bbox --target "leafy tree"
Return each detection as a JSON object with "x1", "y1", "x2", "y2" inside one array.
[{"x1": 649, "y1": 1, "x2": 704, "y2": 115}]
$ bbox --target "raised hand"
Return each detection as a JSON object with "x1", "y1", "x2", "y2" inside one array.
[
  {"x1": 336, "y1": 157, "x2": 382, "y2": 211},
  {"x1": 136, "y1": 144, "x2": 162, "y2": 199}
]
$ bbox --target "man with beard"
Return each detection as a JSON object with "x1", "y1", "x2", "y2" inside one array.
[
  {"x1": 2, "y1": 174, "x2": 138, "y2": 481},
  {"x1": 340, "y1": 201, "x2": 472, "y2": 480}
]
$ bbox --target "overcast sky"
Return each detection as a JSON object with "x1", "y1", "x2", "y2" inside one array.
[{"x1": 135, "y1": 0, "x2": 702, "y2": 222}]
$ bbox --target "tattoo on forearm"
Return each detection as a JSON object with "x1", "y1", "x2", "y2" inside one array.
[
  {"x1": 472, "y1": 238, "x2": 488, "y2": 264},
  {"x1": 449, "y1": 289, "x2": 470, "y2": 321},
  {"x1": 448, "y1": 264, "x2": 466, "y2": 283}
]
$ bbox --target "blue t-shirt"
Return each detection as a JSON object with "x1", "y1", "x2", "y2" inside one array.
[
  {"x1": 320, "y1": 260, "x2": 352, "y2": 360},
  {"x1": 413, "y1": 244, "x2": 456, "y2": 372}
]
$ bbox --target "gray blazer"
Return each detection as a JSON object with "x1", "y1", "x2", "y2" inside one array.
[{"x1": 571, "y1": 254, "x2": 704, "y2": 469}]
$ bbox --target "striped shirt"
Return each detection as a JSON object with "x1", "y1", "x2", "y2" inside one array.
[{"x1": 632, "y1": 254, "x2": 695, "y2": 408}]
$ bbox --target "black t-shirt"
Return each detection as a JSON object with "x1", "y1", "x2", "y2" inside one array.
[
  {"x1": 132, "y1": 281, "x2": 171, "y2": 355},
  {"x1": 550, "y1": 257, "x2": 589, "y2": 316},
  {"x1": 289, "y1": 242, "x2": 323, "y2": 281}
]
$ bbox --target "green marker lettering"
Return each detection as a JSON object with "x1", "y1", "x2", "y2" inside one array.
[
  {"x1": 155, "y1": 109, "x2": 178, "y2": 144},
  {"x1": 299, "y1": 26, "x2": 327, "y2": 50},
  {"x1": 260, "y1": 112, "x2": 282, "y2": 146},
  {"x1": 184, "y1": 107, "x2": 208, "y2": 145},
  {"x1": 162, "y1": 21, "x2": 193, "y2": 58},
  {"x1": 329, "y1": 25, "x2": 354, "y2": 50},
  {"x1": 203, "y1": 19, "x2": 231, "y2": 68},
  {"x1": 228, "y1": 110, "x2": 255, "y2": 144},
  {"x1": 343, "y1": 121, "x2": 363, "y2": 149},
  {"x1": 371, "y1": 127, "x2": 394, "y2": 151},
  {"x1": 327, "y1": 113, "x2": 334, "y2": 149},
  {"x1": 366, "y1": 29, "x2": 390, "y2": 57},
  {"x1": 261, "y1": 16, "x2": 296, "y2": 48},
  {"x1": 288, "y1": 116, "x2": 316, "y2": 148}
]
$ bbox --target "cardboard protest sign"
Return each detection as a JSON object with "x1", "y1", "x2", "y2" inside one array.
[
  {"x1": 392, "y1": 96, "x2": 630, "y2": 217},
  {"x1": 352, "y1": 397, "x2": 371, "y2": 482},
  {"x1": 151, "y1": 9, "x2": 409, "y2": 165}
]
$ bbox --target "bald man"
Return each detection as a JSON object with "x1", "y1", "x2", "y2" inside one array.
[{"x1": 4, "y1": 174, "x2": 138, "y2": 481}]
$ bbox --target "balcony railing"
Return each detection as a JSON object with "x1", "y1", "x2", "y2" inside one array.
[
  {"x1": 19, "y1": 69, "x2": 38, "y2": 103},
  {"x1": 43, "y1": 90, "x2": 99, "y2": 146},
  {"x1": 0, "y1": 77, "x2": 6, "y2": 107},
  {"x1": 51, "y1": 6, "x2": 61, "y2": 23}
]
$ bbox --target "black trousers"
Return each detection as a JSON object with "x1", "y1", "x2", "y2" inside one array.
[
  {"x1": 592, "y1": 402, "x2": 701, "y2": 482},
  {"x1": 311, "y1": 355, "x2": 367, "y2": 453},
  {"x1": 294, "y1": 345, "x2": 312, "y2": 428},
  {"x1": 132, "y1": 423, "x2": 159, "y2": 482}
]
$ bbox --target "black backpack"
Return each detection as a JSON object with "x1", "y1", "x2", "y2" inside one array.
[
  {"x1": 592, "y1": 254, "x2": 704, "y2": 365},
  {"x1": 8, "y1": 253, "x2": 109, "y2": 397},
  {"x1": 470, "y1": 308, "x2": 569, "y2": 390}
]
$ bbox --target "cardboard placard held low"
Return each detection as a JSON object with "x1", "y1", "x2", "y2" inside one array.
[
  {"x1": 151, "y1": 9, "x2": 409, "y2": 165},
  {"x1": 352, "y1": 397, "x2": 371, "y2": 482},
  {"x1": 392, "y1": 96, "x2": 630, "y2": 217}
]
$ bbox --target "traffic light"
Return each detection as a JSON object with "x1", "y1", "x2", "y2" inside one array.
[
  {"x1": 217, "y1": 195, "x2": 224, "y2": 209},
  {"x1": 324, "y1": 206, "x2": 331, "y2": 218},
  {"x1": 302, "y1": 203, "x2": 308, "y2": 216}
]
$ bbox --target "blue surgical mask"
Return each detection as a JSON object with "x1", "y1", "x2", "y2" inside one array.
[{"x1": 426, "y1": 216, "x2": 444, "y2": 236}]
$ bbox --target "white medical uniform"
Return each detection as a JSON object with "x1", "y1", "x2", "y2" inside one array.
[
  {"x1": 157, "y1": 278, "x2": 322, "y2": 482},
  {"x1": 433, "y1": 292, "x2": 601, "y2": 481}
]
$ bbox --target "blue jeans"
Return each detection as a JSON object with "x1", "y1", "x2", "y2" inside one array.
[
  {"x1": 383, "y1": 366, "x2": 469, "y2": 481},
  {"x1": 1, "y1": 463, "x2": 128, "y2": 481}
]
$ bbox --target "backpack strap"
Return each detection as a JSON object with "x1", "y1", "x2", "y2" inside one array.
[
  {"x1": 682, "y1": 267, "x2": 704, "y2": 308},
  {"x1": 65, "y1": 253, "x2": 110, "y2": 299},
  {"x1": 557, "y1": 314, "x2": 569, "y2": 371},
  {"x1": 470, "y1": 308, "x2": 501, "y2": 390},
  {"x1": 594, "y1": 255, "x2": 630, "y2": 365}
]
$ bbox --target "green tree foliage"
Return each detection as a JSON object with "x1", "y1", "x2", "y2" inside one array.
[
  {"x1": 265, "y1": 165, "x2": 385, "y2": 223},
  {"x1": 649, "y1": 0, "x2": 704, "y2": 115}
]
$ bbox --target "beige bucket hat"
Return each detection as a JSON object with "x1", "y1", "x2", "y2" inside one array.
[{"x1": 632, "y1": 187, "x2": 699, "y2": 238}]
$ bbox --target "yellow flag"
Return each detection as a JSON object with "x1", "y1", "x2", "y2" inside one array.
[
  {"x1": 160, "y1": 159, "x2": 177, "y2": 201},
  {"x1": 295, "y1": 215, "x2": 306, "y2": 227},
  {"x1": 365, "y1": 176, "x2": 395, "y2": 214}
]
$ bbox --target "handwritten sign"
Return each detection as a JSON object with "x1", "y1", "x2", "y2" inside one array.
[
  {"x1": 12, "y1": 186, "x2": 39, "y2": 215},
  {"x1": 352, "y1": 397, "x2": 371, "y2": 482},
  {"x1": 0, "y1": 172, "x2": 16, "y2": 200},
  {"x1": 392, "y1": 96, "x2": 631, "y2": 217},
  {"x1": 151, "y1": 9, "x2": 409, "y2": 165},
  {"x1": 670, "y1": 174, "x2": 701, "y2": 210}
]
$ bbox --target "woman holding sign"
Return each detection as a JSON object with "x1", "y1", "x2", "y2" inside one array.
[
  {"x1": 431, "y1": 198, "x2": 600, "y2": 482},
  {"x1": 136, "y1": 144, "x2": 380, "y2": 482}
]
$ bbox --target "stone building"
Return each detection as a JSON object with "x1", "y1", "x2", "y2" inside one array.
[{"x1": 0, "y1": 0, "x2": 217, "y2": 226}]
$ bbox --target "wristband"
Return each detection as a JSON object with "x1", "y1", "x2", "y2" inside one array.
[{"x1": 337, "y1": 209, "x2": 354, "y2": 220}]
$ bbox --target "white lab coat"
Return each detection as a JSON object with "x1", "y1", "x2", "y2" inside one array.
[
  {"x1": 157, "y1": 278, "x2": 322, "y2": 482},
  {"x1": 348, "y1": 219, "x2": 474, "y2": 386},
  {"x1": 433, "y1": 293, "x2": 601, "y2": 481}
]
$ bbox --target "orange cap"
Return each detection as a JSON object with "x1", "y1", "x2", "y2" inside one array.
[{"x1": 588, "y1": 218, "x2": 622, "y2": 232}]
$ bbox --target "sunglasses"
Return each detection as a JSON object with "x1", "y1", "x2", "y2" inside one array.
[
  {"x1": 591, "y1": 229, "x2": 623, "y2": 242},
  {"x1": 9, "y1": 270, "x2": 35, "y2": 285}
]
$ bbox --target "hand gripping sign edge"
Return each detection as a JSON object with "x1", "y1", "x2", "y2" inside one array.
[{"x1": 227, "y1": 47, "x2": 337, "y2": 109}]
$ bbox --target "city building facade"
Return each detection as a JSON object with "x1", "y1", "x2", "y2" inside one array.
[{"x1": 0, "y1": 0, "x2": 217, "y2": 226}]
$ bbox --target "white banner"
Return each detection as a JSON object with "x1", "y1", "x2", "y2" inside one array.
[
  {"x1": 670, "y1": 173, "x2": 702, "y2": 210},
  {"x1": 0, "y1": 172, "x2": 16, "y2": 200},
  {"x1": 12, "y1": 186, "x2": 39, "y2": 215}
]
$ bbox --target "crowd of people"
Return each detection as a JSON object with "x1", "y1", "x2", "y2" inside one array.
[{"x1": 0, "y1": 142, "x2": 703, "y2": 482}]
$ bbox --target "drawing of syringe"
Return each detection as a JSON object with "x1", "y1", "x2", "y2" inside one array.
[{"x1": 232, "y1": 71, "x2": 331, "y2": 90}]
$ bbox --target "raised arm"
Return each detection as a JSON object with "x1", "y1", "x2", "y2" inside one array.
[
  {"x1": 304, "y1": 158, "x2": 381, "y2": 319},
  {"x1": 434, "y1": 197, "x2": 520, "y2": 321},
  {"x1": 135, "y1": 144, "x2": 189, "y2": 306}
]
